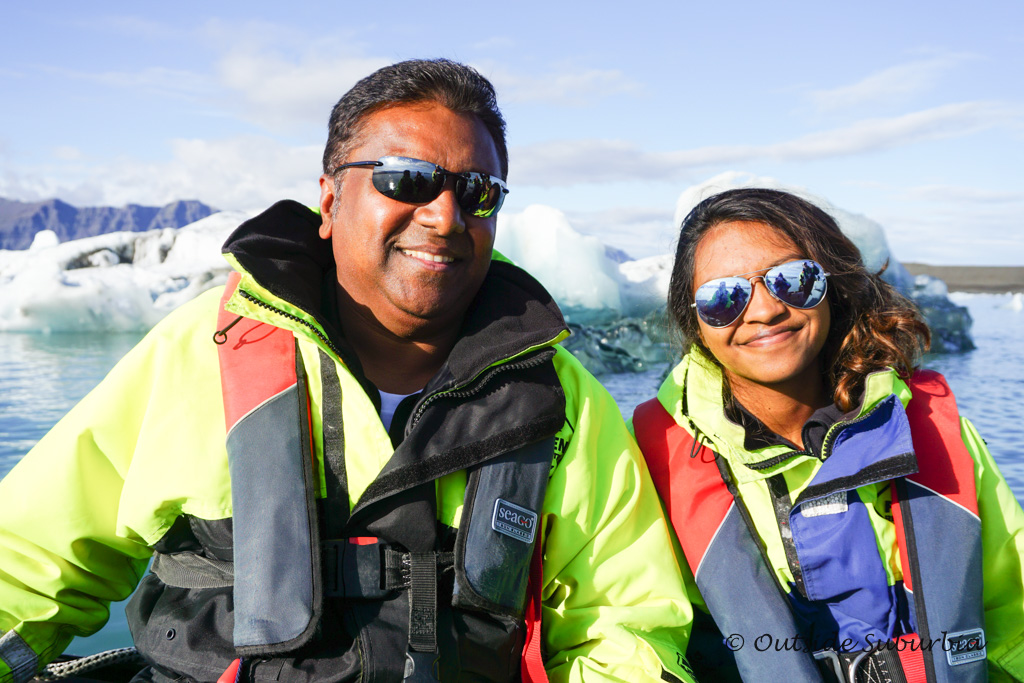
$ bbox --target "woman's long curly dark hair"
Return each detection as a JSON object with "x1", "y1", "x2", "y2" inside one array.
[{"x1": 667, "y1": 188, "x2": 931, "y2": 412}]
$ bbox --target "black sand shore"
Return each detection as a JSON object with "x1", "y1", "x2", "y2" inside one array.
[{"x1": 903, "y1": 263, "x2": 1024, "y2": 294}]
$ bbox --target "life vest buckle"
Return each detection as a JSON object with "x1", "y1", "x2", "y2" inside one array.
[
  {"x1": 323, "y1": 537, "x2": 393, "y2": 599},
  {"x1": 813, "y1": 640, "x2": 922, "y2": 683},
  {"x1": 322, "y1": 538, "x2": 454, "y2": 601}
]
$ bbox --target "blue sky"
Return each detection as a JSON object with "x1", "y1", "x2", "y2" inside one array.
[{"x1": 1, "y1": 1, "x2": 1022, "y2": 264}]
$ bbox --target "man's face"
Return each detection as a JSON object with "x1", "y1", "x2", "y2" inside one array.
[{"x1": 318, "y1": 101, "x2": 501, "y2": 340}]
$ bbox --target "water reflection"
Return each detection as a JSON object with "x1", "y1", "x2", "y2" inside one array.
[{"x1": 0, "y1": 332, "x2": 145, "y2": 478}]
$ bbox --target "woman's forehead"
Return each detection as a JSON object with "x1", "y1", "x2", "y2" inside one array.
[{"x1": 693, "y1": 221, "x2": 804, "y2": 281}]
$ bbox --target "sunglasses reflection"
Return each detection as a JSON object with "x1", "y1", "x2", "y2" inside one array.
[
  {"x1": 697, "y1": 260, "x2": 828, "y2": 327},
  {"x1": 388, "y1": 169, "x2": 438, "y2": 202},
  {"x1": 704, "y1": 281, "x2": 749, "y2": 324}
]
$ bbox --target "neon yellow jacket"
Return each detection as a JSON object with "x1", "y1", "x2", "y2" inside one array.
[
  {"x1": 0, "y1": 205, "x2": 694, "y2": 683},
  {"x1": 644, "y1": 349, "x2": 1024, "y2": 681}
]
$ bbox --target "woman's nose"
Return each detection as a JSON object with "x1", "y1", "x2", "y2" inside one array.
[{"x1": 741, "y1": 277, "x2": 787, "y2": 323}]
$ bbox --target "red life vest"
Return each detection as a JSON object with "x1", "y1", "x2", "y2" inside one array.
[
  {"x1": 634, "y1": 370, "x2": 985, "y2": 683},
  {"x1": 216, "y1": 272, "x2": 550, "y2": 681}
]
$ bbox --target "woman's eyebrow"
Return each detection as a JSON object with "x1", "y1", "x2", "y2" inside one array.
[{"x1": 726, "y1": 255, "x2": 806, "y2": 279}]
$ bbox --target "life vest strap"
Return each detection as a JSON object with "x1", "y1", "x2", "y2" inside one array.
[
  {"x1": 321, "y1": 538, "x2": 454, "y2": 601},
  {"x1": 521, "y1": 538, "x2": 548, "y2": 682}
]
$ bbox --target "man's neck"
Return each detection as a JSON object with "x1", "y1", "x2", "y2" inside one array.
[{"x1": 334, "y1": 285, "x2": 461, "y2": 395}]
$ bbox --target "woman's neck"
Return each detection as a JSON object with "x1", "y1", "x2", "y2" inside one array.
[{"x1": 725, "y1": 370, "x2": 831, "y2": 450}]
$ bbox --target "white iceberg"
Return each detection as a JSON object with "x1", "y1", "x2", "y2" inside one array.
[{"x1": 0, "y1": 212, "x2": 247, "y2": 332}]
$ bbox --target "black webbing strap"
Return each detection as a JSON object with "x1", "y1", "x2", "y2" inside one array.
[
  {"x1": 408, "y1": 552, "x2": 440, "y2": 653},
  {"x1": 318, "y1": 349, "x2": 349, "y2": 536},
  {"x1": 322, "y1": 540, "x2": 454, "y2": 603},
  {"x1": 766, "y1": 473, "x2": 807, "y2": 598}
]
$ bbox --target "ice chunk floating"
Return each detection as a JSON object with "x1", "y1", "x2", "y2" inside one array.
[{"x1": 0, "y1": 212, "x2": 247, "y2": 332}]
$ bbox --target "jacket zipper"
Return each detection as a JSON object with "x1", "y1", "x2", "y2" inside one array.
[
  {"x1": 408, "y1": 352, "x2": 553, "y2": 432},
  {"x1": 745, "y1": 400, "x2": 884, "y2": 473},
  {"x1": 817, "y1": 405, "x2": 879, "y2": 462},
  {"x1": 238, "y1": 289, "x2": 345, "y2": 360}
]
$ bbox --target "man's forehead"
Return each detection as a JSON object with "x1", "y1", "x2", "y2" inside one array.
[{"x1": 345, "y1": 102, "x2": 501, "y2": 173}]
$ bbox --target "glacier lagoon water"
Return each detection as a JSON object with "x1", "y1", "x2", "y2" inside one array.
[{"x1": 0, "y1": 292, "x2": 1021, "y2": 656}]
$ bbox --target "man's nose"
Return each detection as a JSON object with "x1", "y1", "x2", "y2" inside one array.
[{"x1": 415, "y1": 178, "x2": 466, "y2": 235}]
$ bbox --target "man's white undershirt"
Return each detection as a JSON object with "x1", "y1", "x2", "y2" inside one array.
[{"x1": 379, "y1": 389, "x2": 419, "y2": 431}]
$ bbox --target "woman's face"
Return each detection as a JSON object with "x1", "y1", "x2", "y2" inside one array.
[{"x1": 692, "y1": 220, "x2": 831, "y2": 394}]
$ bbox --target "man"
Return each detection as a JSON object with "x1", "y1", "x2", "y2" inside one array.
[{"x1": 0, "y1": 59, "x2": 694, "y2": 683}]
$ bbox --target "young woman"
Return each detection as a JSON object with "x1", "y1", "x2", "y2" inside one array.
[{"x1": 632, "y1": 188, "x2": 1024, "y2": 683}]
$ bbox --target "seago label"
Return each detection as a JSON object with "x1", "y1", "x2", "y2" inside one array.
[
  {"x1": 492, "y1": 499, "x2": 537, "y2": 544},
  {"x1": 945, "y1": 628, "x2": 986, "y2": 666}
]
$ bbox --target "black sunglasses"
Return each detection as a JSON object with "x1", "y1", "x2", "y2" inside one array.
[
  {"x1": 692, "y1": 259, "x2": 830, "y2": 327},
  {"x1": 332, "y1": 155, "x2": 509, "y2": 218}
]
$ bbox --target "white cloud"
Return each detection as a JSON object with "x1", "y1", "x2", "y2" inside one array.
[
  {"x1": 564, "y1": 206, "x2": 678, "y2": 260},
  {"x1": 511, "y1": 102, "x2": 1021, "y2": 186},
  {"x1": 192, "y1": 18, "x2": 390, "y2": 133},
  {"x1": 881, "y1": 208, "x2": 1024, "y2": 265},
  {"x1": 899, "y1": 185, "x2": 1024, "y2": 204},
  {"x1": 38, "y1": 64, "x2": 214, "y2": 101},
  {"x1": 809, "y1": 52, "x2": 977, "y2": 112},
  {"x1": 479, "y1": 62, "x2": 640, "y2": 106},
  {"x1": 52, "y1": 146, "x2": 82, "y2": 161},
  {"x1": 847, "y1": 179, "x2": 1024, "y2": 205},
  {"x1": 0, "y1": 136, "x2": 323, "y2": 212},
  {"x1": 214, "y1": 49, "x2": 389, "y2": 131}
]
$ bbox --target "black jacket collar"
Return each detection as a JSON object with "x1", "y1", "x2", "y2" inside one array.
[{"x1": 222, "y1": 200, "x2": 570, "y2": 390}]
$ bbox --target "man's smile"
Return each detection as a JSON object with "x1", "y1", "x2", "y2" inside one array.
[{"x1": 399, "y1": 247, "x2": 457, "y2": 265}]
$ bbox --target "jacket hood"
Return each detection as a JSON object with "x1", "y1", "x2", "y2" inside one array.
[
  {"x1": 656, "y1": 347, "x2": 913, "y2": 480},
  {"x1": 221, "y1": 200, "x2": 570, "y2": 388}
]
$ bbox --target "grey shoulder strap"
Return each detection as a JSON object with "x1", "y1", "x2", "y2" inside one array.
[{"x1": 150, "y1": 551, "x2": 234, "y2": 589}]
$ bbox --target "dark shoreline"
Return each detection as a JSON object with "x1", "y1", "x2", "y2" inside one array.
[{"x1": 903, "y1": 263, "x2": 1024, "y2": 294}]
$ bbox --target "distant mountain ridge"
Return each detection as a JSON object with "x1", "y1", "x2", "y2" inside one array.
[{"x1": 0, "y1": 197, "x2": 218, "y2": 250}]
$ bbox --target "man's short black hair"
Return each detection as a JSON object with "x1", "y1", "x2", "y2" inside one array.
[{"x1": 322, "y1": 58, "x2": 508, "y2": 179}]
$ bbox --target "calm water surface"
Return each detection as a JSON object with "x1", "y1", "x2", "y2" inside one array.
[{"x1": 1, "y1": 293, "x2": 1021, "y2": 655}]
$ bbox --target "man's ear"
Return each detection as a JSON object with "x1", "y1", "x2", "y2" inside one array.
[{"x1": 318, "y1": 174, "x2": 336, "y2": 239}]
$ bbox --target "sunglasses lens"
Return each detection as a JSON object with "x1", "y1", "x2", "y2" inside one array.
[
  {"x1": 765, "y1": 260, "x2": 827, "y2": 309},
  {"x1": 455, "y1": 174, "x2": 506, "y2": 218},
  {"x1": 694, "y1": 277, "x2": 752, "y2": 327},
  {"x1": 371, "y1": 157, "x2": 444, "y2": 203}
]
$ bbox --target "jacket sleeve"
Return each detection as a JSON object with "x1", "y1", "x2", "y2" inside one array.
[
  {"x1": 963, "y1": 418, "x2": 1024, "y2": 682},
  {"x1": 540, "y1": 349, "x2": 695, "y2": 683},
  {"x1": 0, "y1": 290, "x2": 229, "y2": 683}
]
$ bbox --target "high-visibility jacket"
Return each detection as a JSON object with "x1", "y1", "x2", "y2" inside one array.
[
  {"x1": 0, "y1": 201, "x2": 695, "y2": 683},
  {"x1": 632, "y1": 349, "x2": 1024, "y2": 682}
]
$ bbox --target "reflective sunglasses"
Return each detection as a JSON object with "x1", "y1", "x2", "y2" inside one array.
[
  {"x1": 692, "y1": 259, "x2": 830, "y2": 327},
  {"x1": 332, "y1": 155, "x2": 509, "y2": 218}
]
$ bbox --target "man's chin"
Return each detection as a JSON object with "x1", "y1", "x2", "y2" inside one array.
[{"x1": 379, "y1": 299, "x2": 470, "y2": 338}]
